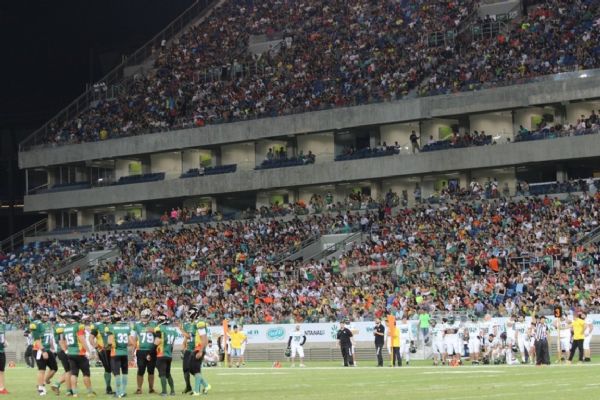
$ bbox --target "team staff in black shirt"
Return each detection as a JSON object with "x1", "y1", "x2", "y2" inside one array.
[
  {"x1": 373, "y1": 319, "x2": 385, "y2": 367},
  {"x1": 337, "y1": 321, "x2": 354, "y2": 367}
]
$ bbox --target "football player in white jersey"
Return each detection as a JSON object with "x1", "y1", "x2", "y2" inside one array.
[
  {"x1": 554, "y1": 315, "x2": 572, "y2": 361},
  {"x1": 398, "y1": 317, "x2": 413, "y2": 366},
  {"x1": 583, "y1": 314, "x2": 593, "y2": 362},
  {"x1": 505, "y1": 316, "x2": 516, "y2": 348},
  {"x1": 479, "y1": 314, "x2": 497, "y2": 354},
  {"x1": 430, "y1": 320, "x2": 445, "y2": 366},
  {"x1": 287, "y1": 325, "x2": 307, "y2": 367},
  {"x1": 443, "y1": 316, "x2": 461, "y2": 366},
  {"x1": 514, "y1": 315, "x2": 530, "y2": 364},
  {"x1": 464, "y1": 315, "x2": 481, "y2": 364}
]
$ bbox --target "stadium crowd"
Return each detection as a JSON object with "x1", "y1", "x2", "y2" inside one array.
[
  {"x1": 38, "y1": 0, "x2": 600, "y2": 147},
  {"x1": 1, "y1": 186, "x2": 600, "y2": 329}
]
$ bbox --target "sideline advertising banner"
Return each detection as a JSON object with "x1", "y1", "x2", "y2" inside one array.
[{"x1": 198, "y1": 314, "x2": 600, "y2": 344}]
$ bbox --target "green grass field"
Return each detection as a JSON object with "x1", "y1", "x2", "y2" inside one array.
[{"x1": 4, "y1": 361, "x2": 600, "y2": 399}]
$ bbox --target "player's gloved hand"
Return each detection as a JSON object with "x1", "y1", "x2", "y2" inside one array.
[
  {"x1": 42, "y1": 351, "x2": 49, "y2": 360},
  {"x1": 146, "y1": 354, "x2": 152, "y2": 362}
]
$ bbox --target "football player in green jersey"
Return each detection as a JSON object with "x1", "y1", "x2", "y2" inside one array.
[
  {"x1": 181, "y1": 306, "x2": 199, "y2": 394},
  {"x1": 60, "y1": 311, "x2": 96, "y2": 397},
  {"x1": 106, "y1": 311, "x2": 135, "y2": 398},
  {"x1": 50, "y1": 310, "x2": 72, "y2": 396},
  {"x1": 0, "y1": 308, "x2": 9, "y2": 395},
  {"x1": 89, "y1": 309, "x2": 114, "y2": 395},
  {"x1": 152, "y1": 314, "x2": 177, "y2": 396},
  {"x1": 133, "y1": 308, "x2": 157, "y2": 394},
  {"x1": 30, "y1": 309, "x2": 58, "y2": 396}
]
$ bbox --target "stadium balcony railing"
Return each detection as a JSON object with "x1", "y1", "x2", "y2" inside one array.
[
  {"x1": 335, "y1": 147, "x2": 399, "y2": 161},
  {"x1": 180, "y1": 164, "x2": 237, "y2": 178},
  {"x1": 421, "y1": 135, "x2": 492, "y2": 152},
  {"x1": 115, "y1": 172, "x2": 165, "y2": 185},
  {"x1": 255, "y1": 158, "x2": 315, "y2": 170},
  {"x1": 514, "y1": 126, "x2": 600, "y2": 142}
]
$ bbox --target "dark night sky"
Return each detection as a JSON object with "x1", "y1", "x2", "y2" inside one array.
[{"x1": 0, "y1": 0, "x2": 196, "y2": 239}]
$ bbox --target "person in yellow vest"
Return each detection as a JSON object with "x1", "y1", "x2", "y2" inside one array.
[
  {"x1": 387, "y1": 325, "x2": 402, "y2": 367},
  {"x1": 568, "y1": 312, "x2": 587, "y2": 363}
]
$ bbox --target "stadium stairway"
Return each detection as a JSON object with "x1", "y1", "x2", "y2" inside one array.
[{"x1": 55, "y1": 247, "x2": 120, "y2": 276}]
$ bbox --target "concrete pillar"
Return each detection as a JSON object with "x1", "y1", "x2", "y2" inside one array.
[{"x1": 556, "y1": 164, "x2": 567, "y2": 182}]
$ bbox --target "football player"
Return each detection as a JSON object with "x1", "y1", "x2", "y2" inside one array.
[
  {"x1": 50, "y1": 310, "x2": 72, "y2": 396},
  {"x1": 181, "y1": 306, "x2": 199, "y2": 394},
  {"x1": 430, "y1": 320, "x2": 445, "y2": 366},
  {"x1": 190, "y1": 316, "x2": 211, "y2": 396},
  {"x1": 153, "y1": 314, "x2": 177, "y2": 396},
  {"x1": 287, "y1": 325, "x2": 307, "y2": 368},
  {"x1": 30, "y1": 309, "x2": 58, "y2": 396},
  {"x1": 398, "y1": 317, "x2": 414, "y2": 366},
  {"x1": 106, "y1": 310, "x2": 135, "y2": 398},
  {"x1": 443, "y1": 316, "x2": 461, "y2": 366},
  {"x1": 465, "y1": 315, "x2": 481, "y2": 364},
  {"x1": 60, "y1": 311, "x2": 95, "y2": 397},
  {"x1": 89, "y1": 309, "x2": 114, "y2": 395},
  {"x1": 554, "y1": 314, "x2": 572, "y2": 361},
  {"x1": 514, "y1": 315, "x2": 530, "y2": 364},
  {"x1": 133, "y1": 308, "x2": 156, "y2": 394}
]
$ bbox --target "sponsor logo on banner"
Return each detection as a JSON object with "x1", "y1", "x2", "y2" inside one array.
[
  {"x1": 304, "y1": 330, "x2": 325, "y2": 336},
  {"x1": 330, "y1": 325, "x2": 339, "y2": 340},
  {"x1": 266, "y1": 327, "x2": 286, "y2": 341},
  {"x1": 245, "y1": 329, "x2": 260, "y2": 338}
]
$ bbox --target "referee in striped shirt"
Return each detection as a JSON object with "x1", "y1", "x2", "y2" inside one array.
[{"x1": 534, "y1": 316, "x2": 550, "y2": 365}]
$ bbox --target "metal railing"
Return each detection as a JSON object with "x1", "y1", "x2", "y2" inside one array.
[
  {"x1": 1, "y1": 218, "x2": 47, "y2": 253},
  {"x1": 19, "y1": 0, "x2": 215, "y2": 151}
]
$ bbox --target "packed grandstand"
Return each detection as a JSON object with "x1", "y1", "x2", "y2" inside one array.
[
  {"x1": 2, "y1": 185, "x2": 599, "y2": 329},
  {"x1": 36, "y1": 0, "x2": 600, "y2": 146}
]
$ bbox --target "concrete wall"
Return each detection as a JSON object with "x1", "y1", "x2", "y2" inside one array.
[
  {"x1": 514, "y1": 107, "x2": 546, "y2": 131},
  {"x1": 478, "y1": 0, "x2": 520, "y2": 18},
  {"x1": 421, "y1": 118, "x2": 458, "y2": 141},
  {"x1": 470, "y1": 111, "x2": 513, "y2": 142},
  {"x1": 182, "y1": 149, "x2": 201, "y2": 172},
  {"x1": 380, "y1": 122, "x2": 419, "y2": 145},
  {"x1": 150, "y1": 152, "x2": 182, "y2": 179},
  {"x1": 115, "y1": 159, "x2": 133, "y2": 180},
  {"x1": 221, "y1": 142, "x2": 255, "y2": 170},
  {"x1": 20, "y1": 70, "x2": 600, "y2": 169},
  {"x1": 566, "y1": 101, "x2": 600, "y2": 125},
  {"x1": 297, "y1": 132, "x2": 334, "y2": 163}
]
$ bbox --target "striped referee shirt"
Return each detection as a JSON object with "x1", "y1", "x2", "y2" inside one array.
[{"x1": 534, "y1": 323, "x2": 548, "y2": 341}]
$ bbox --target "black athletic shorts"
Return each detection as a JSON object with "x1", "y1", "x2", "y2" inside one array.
[
  {"x1": 0, "y1": 353, "x2": 5, "y2": 372},
  {"x1": 189, "y1": 351, "x2": 203, "y2": 375},
  {"x1": 35, "y1": 350, "x2": 58, "y2": 372},
  {"x1": 68, "y1": 355, "x2": 91, "y2": 377},
  {"x1": 136, "y1": 350, "x2": 156, "y2": 376},
  {"x1": 182, "y1": 350, "x2": 192, "y2": 373},
  {"x1": 156, "y1": 357, "x2": 172, "y2": 378},
  {"x1": 97, "y1": 349, "x2": 112, "y2": 373},
  {"x1": 57, "y1": 350, "x2": 70, "y2": 373},
  {"x1": 110, "y1": 355, "x2": 128, "y2": 375}
]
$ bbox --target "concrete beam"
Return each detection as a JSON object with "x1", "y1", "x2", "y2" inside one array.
[
  {"x1": 19, "y1": 71, "x2": 600, "y2": 169},
  {"x1": 23, "y1": 134, "x2": 600, "y2": 212}
]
